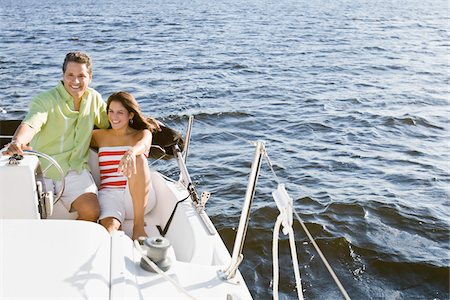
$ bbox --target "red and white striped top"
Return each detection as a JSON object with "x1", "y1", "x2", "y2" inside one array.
[{"x1": 98, "y1": 146, "x2": 131, "y2": 190}]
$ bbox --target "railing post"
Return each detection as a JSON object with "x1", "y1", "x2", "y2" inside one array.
[
  {"x1": 220, "y1": 141, "x2": 265, "y2": 281},
  {"x1": 182, "y1": 116, "x2": 194, "y2": 163}
]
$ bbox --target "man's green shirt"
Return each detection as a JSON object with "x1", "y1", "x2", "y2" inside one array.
[{"x1": 23, "y1": 82, "x2": 109, "y2": 179}]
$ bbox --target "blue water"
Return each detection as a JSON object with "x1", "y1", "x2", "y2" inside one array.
[{"x1": 1, "y1": 0, "x2": 449, "y2": 298}]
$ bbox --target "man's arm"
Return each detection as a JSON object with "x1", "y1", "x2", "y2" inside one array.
[{"x1": 2, "y1": 124, "x2": 37, "y2": 155}]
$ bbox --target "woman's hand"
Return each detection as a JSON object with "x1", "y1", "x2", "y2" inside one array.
[{"x1": 118, "y1": 150, "x2": 137, "y2": 178}]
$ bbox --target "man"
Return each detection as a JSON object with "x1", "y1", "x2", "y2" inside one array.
[{"x1": 3, "y1": 51, "x2": 110, "y2": 221}]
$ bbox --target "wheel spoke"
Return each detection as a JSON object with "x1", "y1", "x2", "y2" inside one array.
[{"x1": 41, "y1": 164, "x2": 52, "y2": 175}]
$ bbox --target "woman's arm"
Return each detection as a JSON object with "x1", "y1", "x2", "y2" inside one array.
[
  {"x1": 129, "y1": 129, "x2": 152, "y2": 156},
  {"x1": 119, "y1": 129, "x2": 152, "y2": 177}
]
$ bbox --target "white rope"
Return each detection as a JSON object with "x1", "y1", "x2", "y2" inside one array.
[
  {"x1": 133, "y1": 240, "x2": 198, "y2": 300},
  {"x1": 272, "y1": 216, "x2": 281, "y2": 300},
  {"x1": 272, "y1": 185, "x2": 304, "y2": 300},
  {"x1": 272, "y1": 215, "x2": 304, "y2": 300},
  {"x1": 288, "y1": 223, "x2": 304, "y2": 300}
]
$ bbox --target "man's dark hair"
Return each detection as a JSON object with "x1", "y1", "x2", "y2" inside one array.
[{"x1": 62, "y1": 51, "x2": 92, "y2": 74}]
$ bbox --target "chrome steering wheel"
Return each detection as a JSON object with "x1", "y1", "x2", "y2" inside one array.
[{"x1": 24, "y1": 149, "x2": 65, "y2": 204}]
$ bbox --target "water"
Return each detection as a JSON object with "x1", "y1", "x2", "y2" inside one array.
[{"x1": 1, "y1": 0, "x2": 449, "y2": 298}]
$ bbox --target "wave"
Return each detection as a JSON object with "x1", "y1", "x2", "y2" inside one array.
[{"x1": 385, "y1": 115, "x2": 445, "y2": 130}]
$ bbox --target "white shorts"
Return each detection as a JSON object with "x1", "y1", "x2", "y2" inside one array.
[
  {"x1": 98, "y1": 183, "x2": 156, "y2": 223},
  {"x1": 43, "y1": 169, "x2": 98, "y2": 212}
]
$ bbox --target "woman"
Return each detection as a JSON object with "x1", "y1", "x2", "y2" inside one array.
[{"x1": 91, "y1": 91, "x2": 157, "y2": 240}]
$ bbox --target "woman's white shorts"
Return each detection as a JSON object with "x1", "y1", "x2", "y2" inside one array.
[{"x1": 98, "y1": 183, "x2": 156, "y2": 223}]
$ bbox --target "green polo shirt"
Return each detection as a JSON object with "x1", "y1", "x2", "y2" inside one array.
[{"x1": 23, "y1": 81, "x2": 109, "y2": 180}]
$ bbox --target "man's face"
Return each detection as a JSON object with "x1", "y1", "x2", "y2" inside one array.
[{"x1": 62, "y1": 62, "x2": 92, "y2": 100}]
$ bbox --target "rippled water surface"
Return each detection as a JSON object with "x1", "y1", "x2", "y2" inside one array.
[{"x1": 1, "y1": 0, "x2": 449, "y2": 298}]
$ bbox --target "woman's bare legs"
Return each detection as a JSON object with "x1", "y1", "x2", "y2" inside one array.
[{"x1": 128, "y1": 153, "x2": 150, "y2": 240}]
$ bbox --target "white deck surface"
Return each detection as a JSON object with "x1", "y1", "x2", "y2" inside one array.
[
  {"x1": 0, "y1": 220, "x2": 111, "y2": 299},
  {"x1": 0, "y1": 219, "x2": 252, "y2": 300}
]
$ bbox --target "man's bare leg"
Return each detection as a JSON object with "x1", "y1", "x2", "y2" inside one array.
[{"x1": 71, "y1": 192, "x2": 100, "y2": 222}]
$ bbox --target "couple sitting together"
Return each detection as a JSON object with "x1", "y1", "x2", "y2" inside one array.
[{"x1": 3, "y1": 51, "x2": 158, "y2": 240}]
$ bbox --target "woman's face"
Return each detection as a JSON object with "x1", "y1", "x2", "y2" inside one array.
[{"x1": 107, "y1": 100, "x2": 133, "y2": 130}]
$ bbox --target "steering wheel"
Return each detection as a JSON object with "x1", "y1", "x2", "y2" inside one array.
[{"x1": 24, "y1": 149, "x2": 65, "y2": 204}]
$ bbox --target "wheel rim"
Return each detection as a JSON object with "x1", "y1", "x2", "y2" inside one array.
[{"x1": 24, "y1": 150, "x2": 65, "y2": 204}]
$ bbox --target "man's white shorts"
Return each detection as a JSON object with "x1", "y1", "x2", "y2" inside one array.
[
  {"x1": 98, "y1": 184, "x2": 156, "y2": 223},
  {"x1": 43, "y1": 169, "x2": 98, "y2": 212}
]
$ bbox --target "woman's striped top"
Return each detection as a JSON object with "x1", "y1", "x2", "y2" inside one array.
[{"x1": 98, "y1": 146, "x2": 131, "y2": 190}]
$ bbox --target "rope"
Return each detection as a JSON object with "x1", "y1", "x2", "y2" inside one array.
[
  {"x1": 292, "y1": 208, "x2": 351, "y2": 300},
  {"x1": 148, "y1": 153, "x2": 170, "y2": 167},
  {"x1": 272, "y1": 217, "x2": 281, "y2": 299},
  {"x1": 273, "y1": 215, "x2": 304, "y2": 300},
  {"x1": 263, "y1": 149, "x2": 281, "y2": 185},
  {"x1": 288, "y1": 222, "x2": 304, "y2": 300}
]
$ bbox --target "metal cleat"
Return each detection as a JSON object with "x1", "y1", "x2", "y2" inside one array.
[{"x1": 200, "y1": 191, "x2": 211, "y2": 207}]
